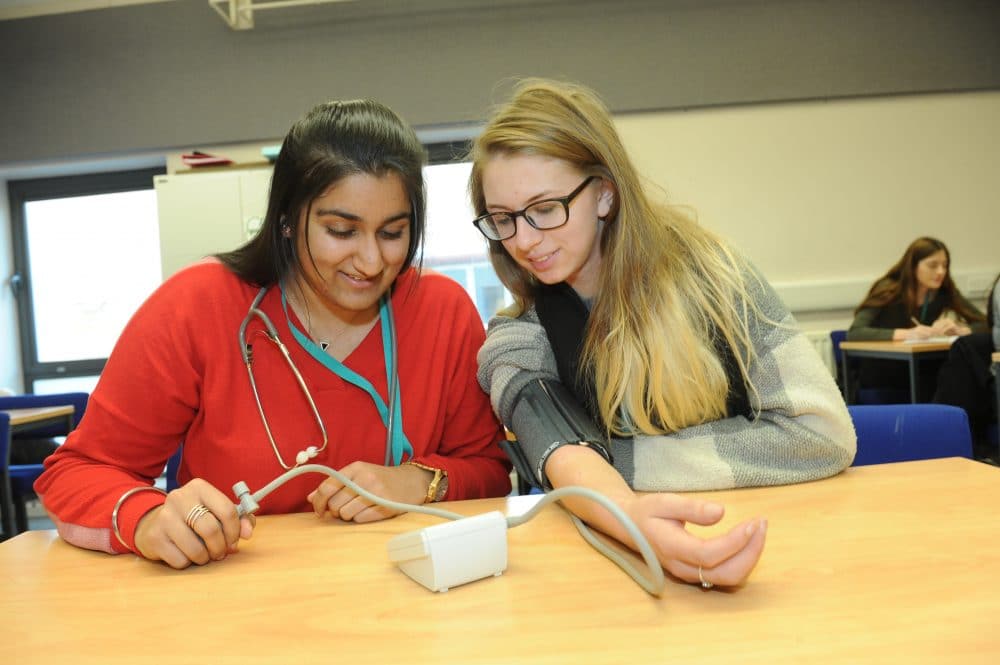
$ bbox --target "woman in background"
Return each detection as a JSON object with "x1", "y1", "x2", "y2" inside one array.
[
  {"x1": 471, "y1": 79, "x2": 855, "y2": 590},
  {"x1": 848, "y1": 237, "x2": 987, "y2": 400},
  {"x1": 848, "y1": 237, "x2": 986, "y2": 342}
]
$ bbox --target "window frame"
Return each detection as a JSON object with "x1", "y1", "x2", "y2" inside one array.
[{"x1": 7, "y1": 167, "x2": 164, "y2": 391}]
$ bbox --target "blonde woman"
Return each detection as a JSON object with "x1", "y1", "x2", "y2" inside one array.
[{"x1": 471, "y1": 79, "x2": 855, "y2": 589}]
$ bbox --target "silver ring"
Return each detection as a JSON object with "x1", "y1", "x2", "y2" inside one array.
[
  {"x1": 184, "y1": 503, "x2": 211, "y2": 529},
  {"x1": 698, "y1": 565, "x2": 713, "y2": 589}
]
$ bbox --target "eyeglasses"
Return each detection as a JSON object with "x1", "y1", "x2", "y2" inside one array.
[{"x1": 472, "y1": 176, "x2": 597, "y2": 241}]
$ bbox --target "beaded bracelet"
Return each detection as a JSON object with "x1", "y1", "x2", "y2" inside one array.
[{"x1": 111, "y1": 485, "x2": 167, "y2": 551}]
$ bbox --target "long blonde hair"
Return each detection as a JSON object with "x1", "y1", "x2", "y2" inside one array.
[{"x1": 469, "y1": 79, "x2": 762, "y2": 436}]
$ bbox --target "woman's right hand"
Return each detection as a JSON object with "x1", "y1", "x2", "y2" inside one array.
[
  {"x1": 133, "y1": 478, "x2": 255, "y2": 569},
  {"x1": 622, "y1": 493, "x2": 767, "y2": 588}
]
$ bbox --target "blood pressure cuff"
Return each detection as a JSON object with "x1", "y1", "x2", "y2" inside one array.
[{"x1": 502, "y1": 378, "x2": 612, "y2": 491}]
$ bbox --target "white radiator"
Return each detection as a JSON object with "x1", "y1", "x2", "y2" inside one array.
[{"x1": 803, "y1": 330, "x2": 836, "y2": 378}]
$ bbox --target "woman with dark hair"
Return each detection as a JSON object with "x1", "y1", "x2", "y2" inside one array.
[
  {"x1": 848, "y1": 237, "x2": 986, "y2": 342},
  {"x1": 848, "y1": 237, "x2": 987, "y2": 399},
  {"x1": 35, "y1": 100, "x2": 511, "y2": 567}
]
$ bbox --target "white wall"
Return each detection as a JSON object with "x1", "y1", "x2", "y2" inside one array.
[
  {"x1": 2, "y1": 91, "x2": 998, "y2": 389},
  {"x1": 617, "y1": 90, "x2": 1000, "y2": 332}
]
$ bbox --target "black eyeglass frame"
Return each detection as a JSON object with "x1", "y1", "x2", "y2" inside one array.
[{"x1": 472, "y1": 176, "x2": 598, "y2": 241}]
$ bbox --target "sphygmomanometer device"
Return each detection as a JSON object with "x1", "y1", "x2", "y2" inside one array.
[
  {"x1": 233, "y1": 470, "x2": 663, "y2": 595},
  {"x1": 230, "y1": 379, "x2": 663, "y2": 595},
  {"x1": 386, "y1": 510, "x2": 508, "y2": 592},
  {"x1": 500, "y1": 378, "x2": 612, "y2": 491}
]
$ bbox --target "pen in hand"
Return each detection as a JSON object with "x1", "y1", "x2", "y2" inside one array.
[{"x1": 910, "y1": 317, "x2": 921, "y2": 326}]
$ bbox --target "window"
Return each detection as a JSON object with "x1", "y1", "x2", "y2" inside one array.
[
  {"x1": 8, "y1": 168, "x2": 164, "y2": 393},
  {"x1": 422, "y1": 145, "x2": 510, "y2": 323},
  {"x1": 6, "y1": 145, "x2": 504, "y2": 394}
]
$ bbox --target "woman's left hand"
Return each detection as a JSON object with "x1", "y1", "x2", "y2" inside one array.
[
  {"x1": 930, "y1": 318, "x2": 956, "y2": 335},
  {"x1": 623, "y1": 493, "x2": 768, "y2": 589},
  {"x1": 931, "y1": 317, "x2": 969, "y2": 336},
  {"x1": 306, "y1": 461, "x2": 433, "y2": 523}
]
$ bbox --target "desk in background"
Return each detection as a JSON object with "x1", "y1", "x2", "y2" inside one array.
[
  {"x1": 3, "y1": 405, "x2": 75, "y2": 432},
  {"x1": 839, "y1": 339, "x2": 952, "y2": 404},
  {"x1": 0, "y1": 405, "x2": 75, "y2": 538},
  {"x1": 4, "y1": 458, "x2": 999, "y2": 663}
]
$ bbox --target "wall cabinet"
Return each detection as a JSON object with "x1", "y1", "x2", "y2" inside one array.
[
  {"x1": 153, "y1": 163, "x2": 509, "y2": 325},
  {"x1": 154, "y1": 167, "x2": 272, "y2": 280}
]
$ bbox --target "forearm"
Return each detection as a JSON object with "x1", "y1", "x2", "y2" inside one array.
[
  {"x1": 622, "y1": 329, "x2": 855, "y2": 491},
  {"x1": 415, "y1": 449, "x2": 511, "y2": 501},
  {"x1": 544, "y1": 445, "x2": 639, "y2": 549},
  {"x1": 847, "y1": 305, "x2": 903, "y2": 341},
  {"x1": 36, "y1": 445, "x2": 167, "y2": 554}
]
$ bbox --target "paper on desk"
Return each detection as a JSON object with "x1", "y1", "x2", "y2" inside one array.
[{"x1": 902, "y1": 335, "x2": 958, "y2": 344}]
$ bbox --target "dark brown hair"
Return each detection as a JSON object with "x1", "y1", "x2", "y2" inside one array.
[
  {"x1": 855, "y1": 236, "x2": 984, "y2": 323},
  {"x1": 216, "y1": 99, "x2": 426, "y2": 287}
]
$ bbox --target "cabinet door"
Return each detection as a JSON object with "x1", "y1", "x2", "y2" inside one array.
[
  {"x1": 154, "y1": 168, "x2": 272, "y2": 280},
  {"x1": 238, "y1": 169, "x2": 273, "y2": 242}
]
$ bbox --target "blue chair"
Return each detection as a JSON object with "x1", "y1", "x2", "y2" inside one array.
[
  {"x1": 830, "y1": 330, "x2": 909, "y2": 405},
  {"x1": 0, "y1": 392, "x2": 89, "y2": 538},
  {"x1": 165, "y1": 446, "x2": 183, "y2": 492},
  {"x1": 848, "y1": 404, "x2": 973, "y2": 466}
]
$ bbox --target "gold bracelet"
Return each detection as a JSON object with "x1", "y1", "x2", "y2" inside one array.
[
  {"x1": 111, "y1": 485, "x2": 167, "y2": 552},
  {"x1": 405, "y1": 461, "x2": 448, "y2": 503}
]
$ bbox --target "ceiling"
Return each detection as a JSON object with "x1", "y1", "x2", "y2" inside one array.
[
  {"x1": 0, "y1": 0, "x2": 577, "y2": 24},
  {"x1": 0, "y1": 0, "x2": 603, "y2": 29},
  {"x1": 0, "y1": 0, "x2": 177, "y2": 21}
]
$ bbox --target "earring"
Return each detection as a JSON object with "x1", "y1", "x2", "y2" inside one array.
[{"x1": 281, "y1": 223, "x2": 292, "y2": 238}]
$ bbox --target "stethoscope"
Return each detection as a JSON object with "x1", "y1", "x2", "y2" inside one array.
[{"x1": 238, "y1": 286, "x2": 412, "y2": 470}]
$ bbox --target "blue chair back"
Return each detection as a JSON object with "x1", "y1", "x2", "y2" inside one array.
[
  {"x1": 830, "y1": 329, "x2": 847, "y2": 377},
  {"x1": 831, "y1": 330, "x2": 909, "y2": 405},
  {"x1": 1, "y1": 394, "x2": 87, "y2": 537},
  {"x1": 848, "y1": 404, "x2": 973, "y2": 466},
  {"x1": 1, "y1": 412, "x2": 12, "y2": 470},
  {"x1": 0, "y1": 412, "x2": 40, "y2": 528},
  {"x1": 0, "y1": 392, "x2": 89, "y2": 435},
  {"x1": 165, "y1": 446, "x2": 183, "y2": 492}
]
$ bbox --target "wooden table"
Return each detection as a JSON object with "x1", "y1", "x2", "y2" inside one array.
[
  {"x1": 1, "y1": 405, "x2": 75, "y2": 538},
  {"x1": 839, "y1": 339, "x2": 953, "y2": 404},
  {"x1": 3, "y1": 458, "x2": 999, "y2": 663},
  {"x1": 3, "y1": 405, "x2": 75, "y2": 431}
]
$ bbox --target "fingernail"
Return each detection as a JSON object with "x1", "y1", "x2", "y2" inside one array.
[
  {"x1": 745, "y1": 521, "x2": 758, "y2": 537},
  {"x1": 760, "y1": 519, "x2": 768, "y2": 535}
]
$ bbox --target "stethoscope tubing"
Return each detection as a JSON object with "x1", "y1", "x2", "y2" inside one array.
[{"x1": 239, "y1": 285, "x2": 399, "y2": 470}]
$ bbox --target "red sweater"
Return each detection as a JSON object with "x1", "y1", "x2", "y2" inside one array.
[{"x1": 35, "y1": 261, "x2": 510, "y2": 554}]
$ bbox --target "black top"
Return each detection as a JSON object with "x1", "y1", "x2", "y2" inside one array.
[{"x1": 533, "y1": 282, "x2": 752, "y2": 434}]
